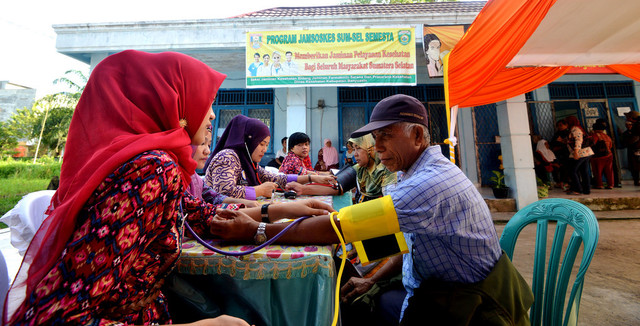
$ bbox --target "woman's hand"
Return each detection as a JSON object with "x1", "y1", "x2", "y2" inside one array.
[
  {"x1": 254, "y1": 182, "x2": 278, "y2": 197},
  {"x1": 209, "y1": 209, "x2": 258, "y2": 241}
]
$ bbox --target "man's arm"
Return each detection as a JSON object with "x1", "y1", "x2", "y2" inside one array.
[
  {"x1": 209, "y1": 209, "x2": 340, "y2": 244},
  {"x1": 340, "y1": 255, "x2": 403, "y2": 303}
]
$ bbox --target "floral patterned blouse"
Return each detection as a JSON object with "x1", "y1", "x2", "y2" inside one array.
[
  {"x1": 279, "y1": 151, "x2": 315, "y2": 175},
  {"x1": 204, "y1": 149, "x2": 296, "y2": 200},
  {"x1": 11, "y1": 150, "x2": 239, "y2": 325}
]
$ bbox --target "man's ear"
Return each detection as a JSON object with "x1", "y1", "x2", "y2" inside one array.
[{"x1": 412, "y1": 125, "x2": 424, "y2": 146}]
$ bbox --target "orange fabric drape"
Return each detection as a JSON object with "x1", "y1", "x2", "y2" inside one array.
[
  {"x1": 608, "y1": 64, "x2": 640, "y2": 83},
  {"x1": 457, "y1": 66, "x2": 570, "y2": 108},
  {"x1": 446, "y1": 0, "x2": 558, "y2": 108}
]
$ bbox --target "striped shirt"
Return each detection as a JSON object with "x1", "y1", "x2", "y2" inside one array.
[{"x1": 386, "y1": 146, "x2": 502, "y2": 316}]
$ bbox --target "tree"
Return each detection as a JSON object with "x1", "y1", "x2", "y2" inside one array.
[
  {"x1": 2, "y1": 69, "x2": 87, "y2": 161},
  {"x1": 53, "y1": 69, "x2": 87, "y2": 100},
  {"x1": 0, "y1": 121, "x2": 19, "y2": 157},
  {"x1": 32, "y1": 93, "x2": 77, "y2": 160},
  {"x1": 30, "y1": 69, "x2": 87, "y2": 161}
]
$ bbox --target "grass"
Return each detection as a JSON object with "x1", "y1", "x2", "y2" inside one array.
[{"x1": 0, "y1": 178, "x2": 50, "y2": 227}]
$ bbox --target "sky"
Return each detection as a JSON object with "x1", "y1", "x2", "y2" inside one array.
[{"x1": 0, "y1": 0, "x2": 342, "y2": 98}]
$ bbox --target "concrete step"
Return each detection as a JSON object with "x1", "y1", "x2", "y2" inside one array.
[{"x1": 481, "y1": 183, "x2": 640, "y2": 213}]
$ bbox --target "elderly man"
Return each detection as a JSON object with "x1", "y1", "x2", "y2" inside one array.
[{"x1": 211, "y1": 94, "x2": 533, "y2": 326}]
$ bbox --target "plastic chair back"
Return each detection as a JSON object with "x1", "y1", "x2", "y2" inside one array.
[{"x1": 499, "y1": 198, "x2": 599, "y2": 326}]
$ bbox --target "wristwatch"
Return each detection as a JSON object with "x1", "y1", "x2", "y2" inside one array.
[
  {"x1": 261, "y1": 203, "x2": 270, "y2": 223},
  {"x1": 254, "y1": 222, "x2": 268, "y2": 245}
]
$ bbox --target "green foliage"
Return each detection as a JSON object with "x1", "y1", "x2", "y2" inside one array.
[
  {"x1": 1, "y1": 69, "x2": 86, "y2": 160},
  {"x1": 0, "y1": 121, "x2": 18, "y2": 156},
  {"x1": 536, "y1": 177, "x2": 550, "y2": 198},
  {"x1": 0, "y1": 178, "x2": 50, "y2": 217},
  {"x1": 4, "y1": 106, "x2": 38, "y2": 141},
  {"x1": 490, "y1": 170, "x2": 506, "y2": 188},
  {"x1": 0, "y1": 159, "x2": 61, "y2": 179}
]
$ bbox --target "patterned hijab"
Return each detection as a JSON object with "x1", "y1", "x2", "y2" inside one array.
[
  {"x1": 205, "y1": 115, "x2": 270, "y2": 186},
  {"x1": 5, "y1": 50, "x2": 226, "y2": 322}
]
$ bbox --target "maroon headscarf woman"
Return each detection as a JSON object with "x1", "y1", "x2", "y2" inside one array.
[{"x1": 5, "y1": 50, "x2": 227, "y2": 323}]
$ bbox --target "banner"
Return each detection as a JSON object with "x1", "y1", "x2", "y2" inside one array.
[
  {"x1": 423, "y1": 25, "x2": 469, "y2": 78},
  {"x1": 246, "y1": 28, "x2": 416, "y2": 88}
]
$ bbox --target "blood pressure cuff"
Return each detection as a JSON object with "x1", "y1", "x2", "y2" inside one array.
[
  {"x1": 337, "y1": 195, "x2": 408, "y2": 265},
  {"x1": 334, "y1": 165, "x2": 357, "y2": 194}
]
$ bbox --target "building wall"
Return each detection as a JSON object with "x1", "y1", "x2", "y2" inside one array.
[{"x1": 0, "y1": 82, "x2": 36, "y2": 122}]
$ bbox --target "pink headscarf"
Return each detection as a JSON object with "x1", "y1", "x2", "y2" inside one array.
[{"x1": 322, "y1": 138, "x2": 339, "y2": 166}]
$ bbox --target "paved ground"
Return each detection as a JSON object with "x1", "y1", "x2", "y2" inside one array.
[{"x1": 495, "y1": 219, "x2": 640, "y2": 326}]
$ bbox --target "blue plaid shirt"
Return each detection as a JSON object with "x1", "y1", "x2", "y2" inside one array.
[{"x1": 385, "y1": 146, "x2": 502, "y2": 316}]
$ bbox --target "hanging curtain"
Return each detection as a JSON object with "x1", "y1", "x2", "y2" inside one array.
[
  {"x1": 608, "y1": 65, "x2": 640, "y2": 83},
  {"x1": 456, "y1": 66, "x2": 570, "y2": 108},
  {"x1": 445, "y1": 0, "x2": 558, "y2": 108}
]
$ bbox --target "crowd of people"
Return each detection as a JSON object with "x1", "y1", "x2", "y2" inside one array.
[
  {"x1": 7, "y1": 49, "x2": 640, "y2": 326},
  {"x1": 533, "y1": 111, "x2": 640, "y2": 194}
]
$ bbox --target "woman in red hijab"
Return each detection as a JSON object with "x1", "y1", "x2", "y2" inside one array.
[{"x1": 4, "y1": 50, "x2": 331, "y2": 325}]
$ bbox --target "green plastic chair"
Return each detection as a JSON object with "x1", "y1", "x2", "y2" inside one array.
[{"x1": 499, "y1": 198, "x2": 599, "y2": 326}]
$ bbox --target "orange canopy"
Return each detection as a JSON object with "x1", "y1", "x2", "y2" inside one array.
[{"x1": 445, "y1": 0, "x2": 640, "y2": 110}]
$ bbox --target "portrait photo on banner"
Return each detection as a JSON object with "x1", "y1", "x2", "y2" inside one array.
[{"x1": 422, "y1": 24, "x2": 469, "y2": 78}]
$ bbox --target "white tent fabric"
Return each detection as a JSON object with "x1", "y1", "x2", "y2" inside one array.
[{"x1": 508, "y1": 0, "x2": 640, "y2": 67}]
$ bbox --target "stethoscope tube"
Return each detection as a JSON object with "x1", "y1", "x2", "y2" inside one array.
[{"x1": 183, "y1": 214, "x2": 314, "y2": 256}]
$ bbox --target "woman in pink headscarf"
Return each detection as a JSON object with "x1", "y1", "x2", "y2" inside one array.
[{"x1": 315, "y1": 138, "x2": 339, "y2": 171}]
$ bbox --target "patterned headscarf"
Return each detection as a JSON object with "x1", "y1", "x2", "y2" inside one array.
[{"x1": 205, "y1": 115, "x2": 271, "y2": 186}]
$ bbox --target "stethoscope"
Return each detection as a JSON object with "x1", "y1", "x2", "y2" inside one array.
[{"x1": 181, "y1": 201, "x2": 312, "y2": 256}]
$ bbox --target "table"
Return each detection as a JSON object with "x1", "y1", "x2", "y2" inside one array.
[{"x1": 166, "y1": 193, "x2": 352, "y2": 326}]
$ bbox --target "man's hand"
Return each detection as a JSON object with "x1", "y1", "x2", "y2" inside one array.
[
  {"x1": 285, "y1": 181, "x2": 306, "y2": 195},
  {"x1": 340, "y1": 277, "x2": 376, "y2": 303},
  {"x1": 313, "y1": 174, "x2": 337, "y2": 185},
  {"x1": 271, "y1": 199, "x2": 335, "y2": 220},
  {"x1": 209, "y1": 209, "x2": 258, "y2": 241}
]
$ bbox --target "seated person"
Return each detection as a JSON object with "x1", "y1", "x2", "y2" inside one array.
[
  {"x1": 266, "y1": 136, "x2": 287, "y2": 168},
  {"x1": 534, "y1": 139, "x2": 560, "y2": 186},
  {"x1": 204, "y1": 115, "x2": 335, "y2": 200},
  {"x1": 4, "y1": 50, "x2": 335, "y2": 326},
  {"x1": 209, "y1": 94, "x2": 533, "y2": 326},
  {"x1": 189, "y1": 134, "x2": 259, "y2": 207},
  {"x1": 315, "y1": 138, "x2": 340, "y2": 171},
  {"x1": 287, "y1": 134, "x2": 396, "y2": 202},
  {"x1": 343, "y1": 141, "x2": 355, "y2": 167},
  {"x1": 350, "y1": 134, "x2": 397, "y2": 203},
  {"x1": 279, "y1": 132, "x2": 316, "y2": 175}
]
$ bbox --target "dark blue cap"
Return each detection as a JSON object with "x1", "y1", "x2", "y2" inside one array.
[{"x1": 350, "y1": 94, "x2": 428, "y2": 138}]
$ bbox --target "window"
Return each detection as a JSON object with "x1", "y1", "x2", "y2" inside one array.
[{"x1": 212, "y1": 89, "x2": 274, "y2": 153}]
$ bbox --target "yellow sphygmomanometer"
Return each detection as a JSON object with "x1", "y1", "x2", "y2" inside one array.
[
  {"x1": 329, "y1": 195, "x2": 408, "y2": 326},
  {"x1": 336, "y1": 195, "x2": 409, "y2": 265}
]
